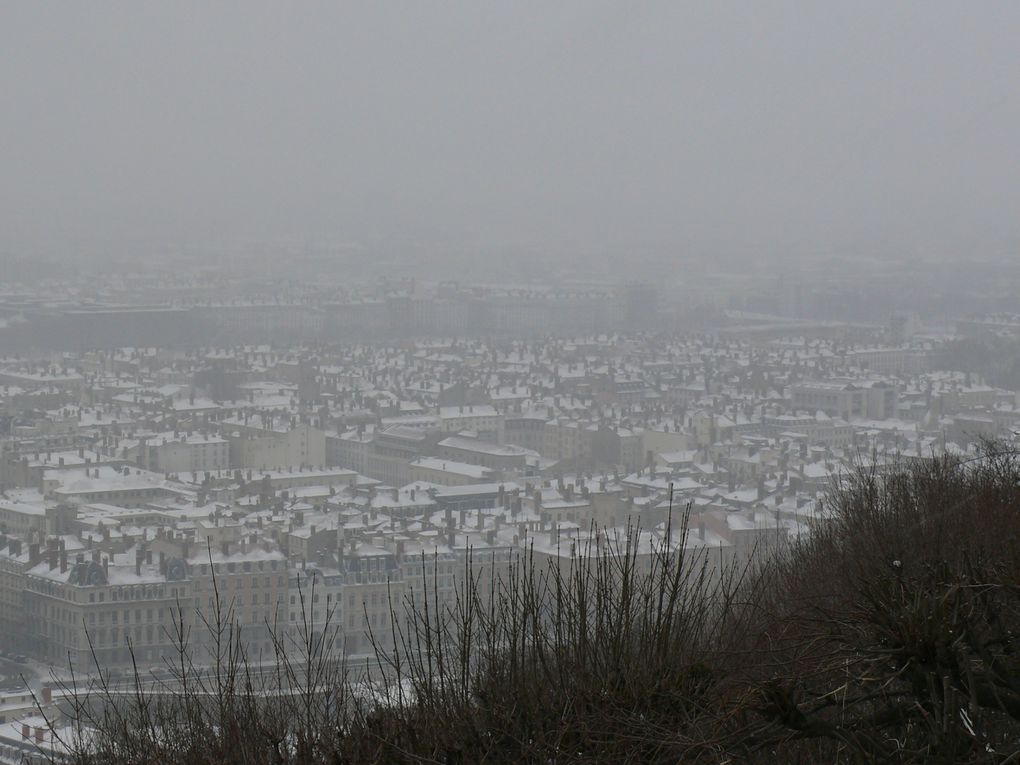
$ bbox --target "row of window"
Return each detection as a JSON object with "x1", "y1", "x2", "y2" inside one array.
[{"x1": 196, "y1": 559, "x2": 281, "y2": 575}]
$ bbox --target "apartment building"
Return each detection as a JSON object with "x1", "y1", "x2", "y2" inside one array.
[
  {"x1": 408, "y1": 457, "x2": 494, "y2": 486},
  {"x1": 43, "y1": 466, "x2": 189, "y2": 507},
  {"x1": 223, "y1": 417, "x2": 326, "y2": 471},
  {"x1": 790, "y1": 380, "x2": 899, "y2": 421},
  {"x1": 437, "y1": 435, "x2": 528, "y2": 473},
  {"x1": 502, "y1": 412, "x2": 547, "y2": 452},
  {"x1": 22, "y1": 541, "x2": 193, "y2": 670},
  {"x1": 140, "y1": 432, "x2": 230, "y2": 474},
  {"x1": 0, "y1": 536, "x2": 28, "y2": 654},
  {"x1": 437, "y1": 405, "x2": 502, "y2": 442}
]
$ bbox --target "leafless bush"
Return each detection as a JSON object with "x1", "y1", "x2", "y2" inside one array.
[
  {"x1": 41, "y1": 446, "x2": 1020, "y2": 763},
  {"x1": 717, "y1": 443, "x2": 1020, "y2": 763}
]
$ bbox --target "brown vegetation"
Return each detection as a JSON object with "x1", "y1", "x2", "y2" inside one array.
[{"x1": 43, "y1": 444, "x2": 1020, "y2": 763}]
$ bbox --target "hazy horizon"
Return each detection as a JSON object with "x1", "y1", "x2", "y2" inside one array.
[{"x1": 2, "y1": 2, "x2": 1019, "y2": 265}]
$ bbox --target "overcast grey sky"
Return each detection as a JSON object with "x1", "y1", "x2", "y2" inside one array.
[{"x1": 2, "y1": 2, "x2": 1018, "y2": 261}]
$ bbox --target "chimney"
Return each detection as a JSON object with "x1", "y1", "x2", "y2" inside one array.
[
  {"x1": 221, "y1": 540, "x2": 230, "y2": 557},
  {"x1": 135, "y1": 549, "x2": 142, "y2": 577},
  {"x1": 48, "y1": 548, "x2": 58, "y2": 570},
  {"x1": 60, "y1": 550, "x2": 67, "y2": 573},
  {"x1": 103, "y1": 556, "x2": 109, "y2": 578},
  {"x1": 145, "y1": 549, "x2": 152, "y2": 565},
  {"x1": 36, "y1": 728, "x2": 44, "y2": 744}
]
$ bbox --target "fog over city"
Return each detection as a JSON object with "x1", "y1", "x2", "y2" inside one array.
[
  {"x1": 3, "y1": 2, "x2": 1020, "y2": 267},
  {"x1": 2, "y1": 4, "x2": 1020, "y2": 763}
]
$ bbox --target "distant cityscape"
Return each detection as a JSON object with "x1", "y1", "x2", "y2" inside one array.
[{"x1": 2, "y1": 265, "x2": 1020, "y2": 754}]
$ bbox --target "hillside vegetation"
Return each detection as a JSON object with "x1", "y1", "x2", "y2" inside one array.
[{"x1": 52, "y1": 444, "x2": 1020, "y2": 764}]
